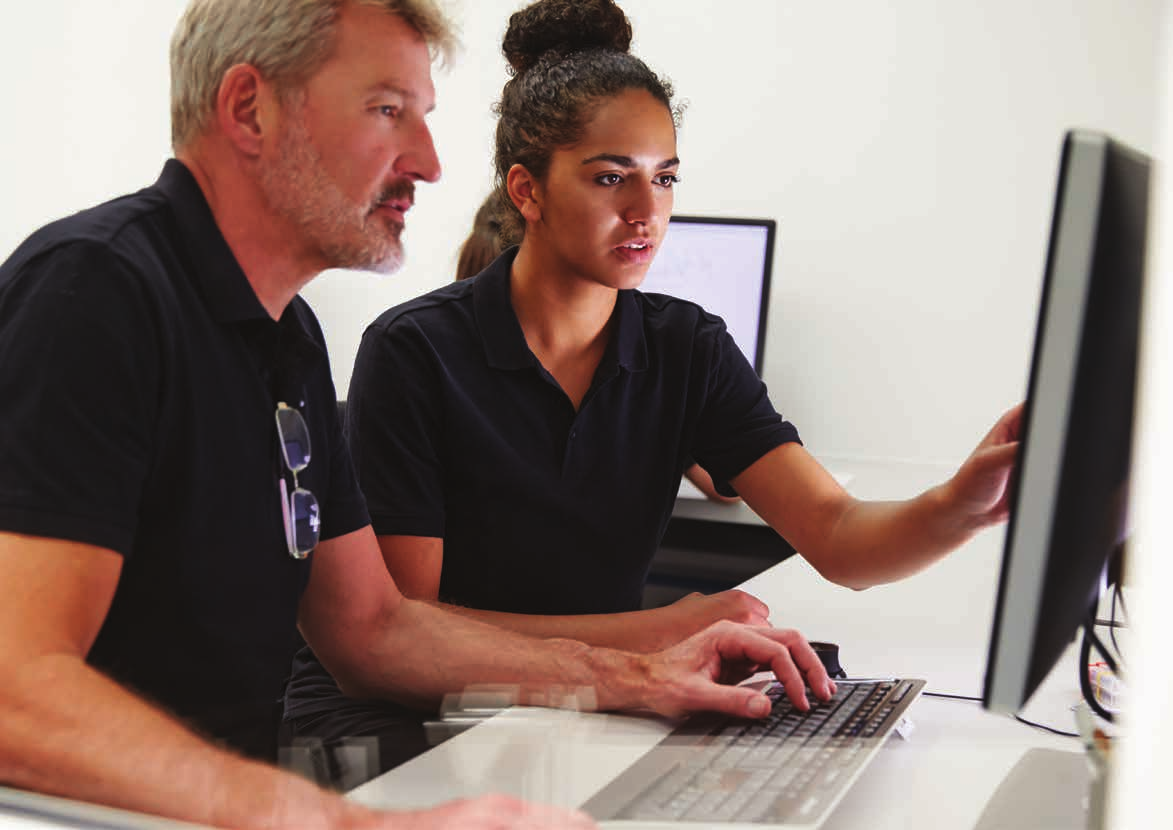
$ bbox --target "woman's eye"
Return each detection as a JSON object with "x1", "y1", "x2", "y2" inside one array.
[{"x1": 377, "y1": 105, "x2": 400, "y2": 118}]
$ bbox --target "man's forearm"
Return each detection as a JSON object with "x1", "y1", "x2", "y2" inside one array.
[
  {"x1": 0, "y1": 654, "x2": 355, "y2": 830},
  {"x1": 422, "y1": 601, "x2": 693, "y2": 653},
  {"x1": 324, "y1": 598, "x2": 650, "y2": 713}
]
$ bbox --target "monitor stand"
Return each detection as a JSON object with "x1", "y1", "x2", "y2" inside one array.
[{"x1": 971, "y1": 747, "x2": 1106, "y2": 830}]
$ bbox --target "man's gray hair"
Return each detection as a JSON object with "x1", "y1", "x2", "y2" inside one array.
[{"x1": 170, "y1": 0, "x2": 457, "y2": 150}]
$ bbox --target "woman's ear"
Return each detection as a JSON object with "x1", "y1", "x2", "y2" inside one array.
[{"x1": 506, "y1": 164, "x2": 542, "y2": 224}]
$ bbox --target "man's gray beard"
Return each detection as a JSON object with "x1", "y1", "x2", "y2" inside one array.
[
  {"x1": 260, "y1": 115, "x2": 406, "y2": 274},
  {"x1": 347, "y1": 229, "x2": 404, "y2": 275}
]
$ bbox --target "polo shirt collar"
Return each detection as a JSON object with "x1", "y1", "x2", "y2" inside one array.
[
  {"x1": 473, "y1": 246, "x2": 649, "y2": 374},
  {"x1": 612, "y1": 288, "x2": 649, "y2": 373},
  {"x1": 155, "y1": 159, "x2": 272, "y2": 325},
  {"x1": 474, "y1": 248, "x2": 533, "y2": 370}
]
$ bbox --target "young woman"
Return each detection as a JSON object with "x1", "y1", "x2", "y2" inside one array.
[
  {"x1": 284, "y1": 0, "x2": 1019, "y2": 757},
  {"x1": 452, "y1": 189, "x2": 733, "y2": 503}
]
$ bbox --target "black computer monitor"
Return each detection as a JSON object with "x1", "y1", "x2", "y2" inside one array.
[
  {"x1": 640, "y1": 215, "x2": 776, "y2": 373},
  {"x1": 983, "y1": 130, "x2": 1151, "y2": 715}
]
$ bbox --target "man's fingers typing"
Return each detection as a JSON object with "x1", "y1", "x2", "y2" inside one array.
[
  {"x1": 707, "y1": 624, "x2": 835, "y2": 710},
  {"x1": 772, "y1": 633, "x2": 835, "y2": 702}
]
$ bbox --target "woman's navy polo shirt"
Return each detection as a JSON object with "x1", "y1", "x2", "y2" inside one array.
[
  {"x1": 347, "y1": 247, "x2": 800, "y2": 615},
  {"x1": 0, "y1": 160, "x2": 369, "y2": 758}
]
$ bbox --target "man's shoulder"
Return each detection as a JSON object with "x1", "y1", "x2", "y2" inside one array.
[
  {"x1": 1, "y1": 185, "x2": 174, "y2": 283},
  {"x1": 5, "y1": 186, "x2": 171, "y2": 267}
]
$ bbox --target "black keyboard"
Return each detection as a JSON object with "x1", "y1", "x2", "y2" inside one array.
[{"x1": 584, "y1": 678, "x2": 925, "y2": 827}]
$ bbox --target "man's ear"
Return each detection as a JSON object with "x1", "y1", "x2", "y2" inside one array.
[
  {"x1": 214, "y1": 64, "x2": 278, "y2": 157},
  {"x1": 506, "y1": 164, "x2": 542, "y2": 224}
]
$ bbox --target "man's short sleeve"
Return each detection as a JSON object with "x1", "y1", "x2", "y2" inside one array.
[{"x1": 0, "y1": 242, "x2": 160, "y2": 556}]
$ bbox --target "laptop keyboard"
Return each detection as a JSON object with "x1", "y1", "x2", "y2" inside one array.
[{"x1": 584, "y1": 678, "x2": 925, "y2": 826}]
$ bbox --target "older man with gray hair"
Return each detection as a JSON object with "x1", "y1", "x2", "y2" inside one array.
[{"x1": 0, "y1": 1, "x2": 833, "y2": 827}]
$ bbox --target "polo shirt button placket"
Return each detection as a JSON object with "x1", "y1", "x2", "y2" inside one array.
[{"x1": 562, "y1": 423, "x2": 582, "y2": 475}]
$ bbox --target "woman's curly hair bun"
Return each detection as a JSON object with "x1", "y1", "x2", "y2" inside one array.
[{"x1": 502, "y1": 0, "x2": 632, "y2": 74}]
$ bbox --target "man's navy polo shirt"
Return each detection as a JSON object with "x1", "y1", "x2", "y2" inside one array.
[
  {"x1": 346, "y1": 247, "x2": 800, "y2": 615},
  {"x1": 0, "y1": 160, "x2": 369, "y2": 759}
]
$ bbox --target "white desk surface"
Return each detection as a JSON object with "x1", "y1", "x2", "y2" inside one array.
[
  {"x1": 0, "y1": 458, "x2": 1092, "y2": 829},
  {"x1": 349, "y1": 458, "x2": 1091, "y2": 828}
]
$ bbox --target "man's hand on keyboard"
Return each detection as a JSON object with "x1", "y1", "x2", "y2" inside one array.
[{"x1": 637, "y1": 621, "x2": 836, "y2": 719}]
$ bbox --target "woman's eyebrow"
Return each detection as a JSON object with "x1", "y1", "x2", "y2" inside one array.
[{"x1": 580, "y1": 153, "x2": 680, "y2": 169}]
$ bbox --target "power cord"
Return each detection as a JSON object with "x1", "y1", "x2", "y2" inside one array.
[
  {"x1": 920, "y1": 691, "x2": 1080, "y2": 738},
  {"x1": 920, "y1": 586, "x2": 1127, "y2": 737}
]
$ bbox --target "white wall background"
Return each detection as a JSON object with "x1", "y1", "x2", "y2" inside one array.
[
  {"x1": 0, "y1": 0, "x2": 1162, "y2": 468},
  {"x1": 2, "y1": 2, "x2": 1171, "y2": 820}
]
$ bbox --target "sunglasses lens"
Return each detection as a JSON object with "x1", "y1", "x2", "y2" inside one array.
[
  {"x1": 289, "y1": 488, "x2": 321, "y2": 558},
  {"x1": 276, "y1": 406, "x2": 311, "y2": 471}
]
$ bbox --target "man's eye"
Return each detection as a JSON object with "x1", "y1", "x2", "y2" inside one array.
[
  {"x1": 378, "y1": 105, "x2": 400, "y2": 118},
  {"x1": 596, "y1": 173, "x2": 622, "y2": 186},
  {"x1": 656, "y1": 174, "x2": 681, "y2": 187}
]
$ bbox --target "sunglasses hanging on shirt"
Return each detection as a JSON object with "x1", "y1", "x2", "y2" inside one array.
[{"x1": 275, "y1": 401, "x2": 321, "y2": 559}]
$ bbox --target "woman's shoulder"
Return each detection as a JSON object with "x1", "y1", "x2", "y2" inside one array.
[
  {"x1": 367, "y1": 278, "x2": 477, "y2": 336},
  {"x1": 630, "y1": 288, "x2": 729, "y2": 335}
]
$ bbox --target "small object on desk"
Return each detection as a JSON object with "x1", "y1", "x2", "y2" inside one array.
[
  {"x1": 1086, "y1": 661, "x2": 1123, "y2": 713},
  {"x1": 894, "y1": 715, "x2": 916, "y2": 741},
  {"x1": 810, "y1": 640, "x2": 847, "y2": 679}
]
